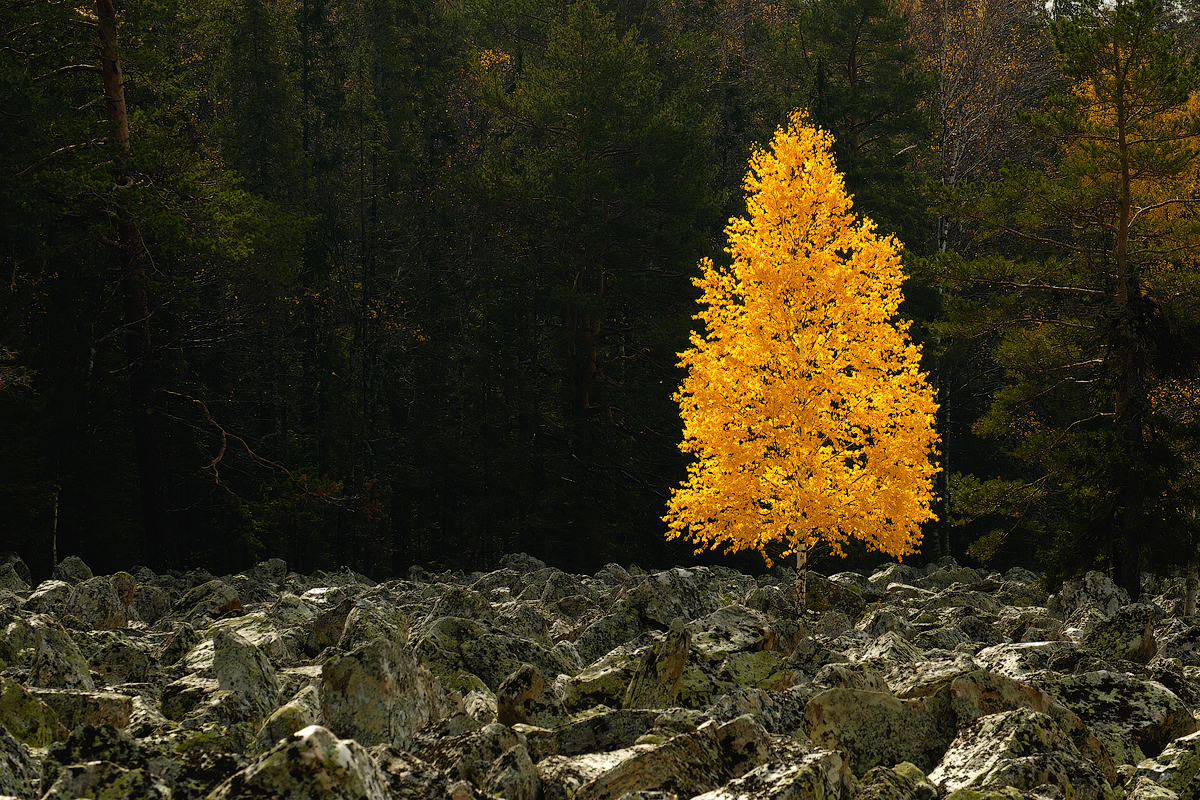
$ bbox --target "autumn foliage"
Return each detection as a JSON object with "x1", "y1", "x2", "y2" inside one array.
[{"x1": 665, "y1": 113, "x2": 940, "y2": 567}]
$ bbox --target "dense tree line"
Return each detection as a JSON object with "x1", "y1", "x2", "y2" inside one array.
[{"x1": 3, "y1": 0, "x2": 1200, "y2": 595}]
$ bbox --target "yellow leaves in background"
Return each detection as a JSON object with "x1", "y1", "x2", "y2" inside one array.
[{"x1": 664, "y1": 111, "x2": 940, "y2": 566}]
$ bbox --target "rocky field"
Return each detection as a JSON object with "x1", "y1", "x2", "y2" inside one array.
[{"x1": 2, "y1": 551, "x2": 1200, "y2": 799}]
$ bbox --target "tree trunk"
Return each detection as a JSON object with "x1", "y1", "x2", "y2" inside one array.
[
  {"x1": 794, "y1": 545, "x2": 809, "y2": 613},
  {"x1": 97, "y1": 0, "x2": 177, "y2": 571},
  {"x1": 1185, "y1": 560, "x2": 1197, "y2": 617}
]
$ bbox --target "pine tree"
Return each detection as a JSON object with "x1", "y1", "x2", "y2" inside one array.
[
  {"x1": 930, "y1": 0, "x2": 1200, "y2": 595},
  {"x1": 665, "y1": 112, "x2": 940, "y2": 600}
]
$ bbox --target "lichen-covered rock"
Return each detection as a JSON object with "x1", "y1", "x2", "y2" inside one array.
[
  {"x1": 212, "y1": 627, "x2": 281, "y2": 724},
  {"x1": 497, "y1": 663, "x2": 567, "y2": 728},
  {"x1": 206, "y1": 611, "x2": 293, "y2": 668},
  {"x1": 0, "y1": 563, "x2": 29, "y2": 594},
  {"x1": 415, "y1": 615, "x2": 575, "y2": 692},
  {"x1": 371, "y1": 744, "x2": 459, "y2": 798},
  {"x1": 321, "y1": 636, "x2": 454, "y2": 749},
  {"x1": 0, "y1": 553, "x2": 31, "y2": 588},
  {"x1": 28, "y1": 687, "x2": 134, "y2": 731},
  {"x1": 1051, "y1": 571, "x2": 1130, "y2": 620},
  {"x1": 24, "y1": 579, "x2": 73, "y2": 615},
  {"x1": 567, "y1": 715, "x2": 773, "y2": 800},
  {"x1": 168, "y1": 579, "x2": 242, "y2": 627},
  {"x1": 66, "y1": 575, "x2": 128, "y2": 630},
  {"x1": 484, "y1": 743, "x2": 538, "y2": 800},
  {"x1": 207, "y1": 724, "x2": 391, "y2": 800},
  {"x1": 0, "y1": 675, "x2": 60, "y2": 747},
  {"x1": 133, "y1": 584, "x2": 173, "y2": 626},
  {"x1": 973, "y1": 641, "x2": 1078, "y2": 678},
  {"x1": 0, "y1": 718, "x2": 38, "y2": 797},
  {"x1": 430, "y1": 586, "x2": 495, "y2": 624},
  {"x1": 1134, "y1": 730, "x2": 1200, "y2": 791},
  {"x1": 870, "y1": 563, "x2": 925, "y2": 589},
  {"x1": 39, "y1": 760, "x2": 171, "y2": 800},
  {"x1": 88, "y1": 632, "x2": 153, "y2": 686},
  {"x1": 1031, "y1": 669, "x2": 1196, "y2": 764},
  {"x1": 691, "y1": 750, "x2": 859, "y2": 800},
  {"x1": 29, "y1": 623, "x2": 94, "y2": 690},
  {"x1": 625, "y1": 618, "x2": 691, "y2": 710},
  {"x1": 52, "y1": 555, "x2": 94, "y2": 585},
  {"x1": 1126, "y1": 774, "x2": 1181, "y2": 800},
  {"x1": 1083, "y1": 603, "x2": 1159, "y2": 664},
  {"x1": 561, "y1": 638, "x2": 649, "y2": 712},
  {"x1": 416, "y1": 720, "x2": 524, "y2": 787},
  {"x1": 806, "y1": 573, "x2": 868, "y2": 618},
  {"x1": 255, "y1": 684, "x2": 321, "y2": 751},
  {"x1": 855, "y1": 631, "x2": 927, "y2": 670},
  {"x1": 928, "y1": 708, "x2": 1116, "y2": 800},
  {"x1": 804, "y1": 687, "x2": 954, "y2": 773},
  {"x1": 40, "y1": 724, "x2": 145, "y2": 789},
  {"x1": 858, "y1": 761, "x2": 938, "y2": 800}
]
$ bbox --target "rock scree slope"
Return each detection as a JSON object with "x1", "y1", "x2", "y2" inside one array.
[{"x1": 1, "y1": 552, "x2": 1199, "y2": 799}]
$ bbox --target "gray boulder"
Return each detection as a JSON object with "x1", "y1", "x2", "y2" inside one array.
[
  {"x1": 207, "y1": 724, "x2": 391, "y2": 800},
  {"x1": 625, "y1": 617, "x2": 691, "y2": 709},
  {"x1": 321, "y1": 636, "x2": 455, "y2": 749},
  {"x1": 692, "y1": 750, "x2": 858, "y2": 800},
  {"x1": 51, "y1": 555, "x2": 94, "y2": 585},
  {"x1": 929, "y1": 708, "x2": 1116, "y2": 800},
  {"x1": 804, "y1": 687, "x2": 954, "y2": 773}
]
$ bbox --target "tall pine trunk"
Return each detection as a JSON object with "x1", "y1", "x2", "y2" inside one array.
[{"x1": 98, "y1": 0, "x2": 177, "y2": 570}]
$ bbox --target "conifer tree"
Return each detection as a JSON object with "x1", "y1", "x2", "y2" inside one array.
[
  {"x1": 665, "y1": 112, "x2": 940, "y2": 600},
  {"x1": 930, "y1": 0, "x2": 1200, "y2": 595}
]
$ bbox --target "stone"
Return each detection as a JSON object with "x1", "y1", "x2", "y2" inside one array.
[
  {"x1": 254, "y1": 684, "x2": 321, "y2": 752},
  {"x1": 1031, "y1": 669, "x2": 1196, "y2": 764},
  {"x1": 484, "y1": 743, "x2": 538, "y2": 800},
  {"x1": 66, "y1": 576, "x2": 128, "y2": 629},
  {"x1": 0, "y1": 675, "x2": 60, "y2": 747},
  {"x1": 804, "y1": 687, "x2": 954, "y2": 773},
  {"x1": 28, "y1": 688, "x2": 134, "y2": 731},
  {"x1": 24, "y1": 579, "x2": 73, "y2": 615},
  {"x1": 169, "y1": 579, "x2": 242, "y2": 626},
  {"x1": 207, "y1": 724, "x2": 391, "y2": 800},
  {"x1": 858, "y1": 762, "x2": 938, "y2": 800},
  {"x1": 691, "y1": 750, "x2": 859, "y2": 800},
  {"x1": 497, "y1": 663, "x2": 567, "y2": 728},
  {"x1": 0, "y1": 720, "x2": 38, "y2": 798},
  {"x1": 0, "y1": 553, "x2": 31, "y2": 587},
  {"x1": 1082, "y1": 603, "x2": 1159, "y2": 663},
  {"x1": 40, "y1": 724, "x2": 145, "y2": 789},
  {"x1": 133, "y1": 584, "x2": 173, "y2": 626},
  {"x1": 1134, "y1": 730, "x2": 1200, "y2": 791},
  {"x1": 561, "y1": 637, "x2": 650, "y2": 712},
  {"x1": 372, "y1": 745, "x2": 457, "y2": 798},
  {"x1": 0, "y1": 564, "x2": 28, "y2": 594},
  {"x1": 321, "y1": 637, "x2": 454, "y2": 749},
  {"x1": 973, "y1": 641, "x2": 1078, "y2": 678},
  {"x1": 52, "y1": 555, "x2": 94, "y2": 584},
  {"x1": 39, "y1": 760, "x2": 171, "y2": 800},
  {"x1": 29, "y1": 622, "x2": 95, "y2": 690},
  {"x1": 625, "y1": 617, "x2": 691, "y2": 709},
  {"x1": 1051, "y1": 571, "x2": 1130, "y2": 619},
  {"x1": 89, "y1": 634, "x2": 153, "y2": 686},
  {"x1": 414, "y1": 614, "x2": 576, "y2": 692},
  {"x1": 929, "y1": 708, "x2": 1116, "y2": 800},
  {"x1": 212, "y1": 627, "x2": 281, "y2": 723}
]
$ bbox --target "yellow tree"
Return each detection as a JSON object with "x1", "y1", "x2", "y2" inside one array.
[{"x1": 665, "y1": 112, "x2": 940, "y2": 602}]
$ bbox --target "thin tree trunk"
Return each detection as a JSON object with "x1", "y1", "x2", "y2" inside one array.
[
  {"x1": 97, "y1": 0, "x2": 177, "y2": 571},
  {"x1": 1185, "y1": 560, "x2": 1197, "y2": 617},
  {"x1": 794, "y1": 545, "x2": 808, "y2": 613}
]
